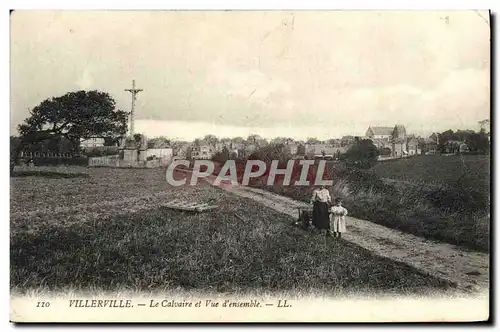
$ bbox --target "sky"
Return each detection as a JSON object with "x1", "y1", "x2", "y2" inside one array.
[{"x1": 10, "y1": 10, "x2": 490, "y2": 141}]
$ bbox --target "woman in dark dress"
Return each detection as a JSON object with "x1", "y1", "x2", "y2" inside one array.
[{"x1": 310, "y1": 185, "x2": 332, "y2": 234}]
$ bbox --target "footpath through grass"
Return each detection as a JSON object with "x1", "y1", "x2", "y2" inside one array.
[
  {"x1": 11, "y1": 167, "x2": 453, "y2": 295},
  {"x1": 249, "y1": 155, "x2": 490, "y2": 252}
]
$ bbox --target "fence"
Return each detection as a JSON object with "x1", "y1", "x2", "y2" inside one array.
[
  {"x1": 18, "y1": 151, "x2": 88, "y2": 166},
  {"x1": 20, "y1": 151, "x2": 80, "y2": 159}
]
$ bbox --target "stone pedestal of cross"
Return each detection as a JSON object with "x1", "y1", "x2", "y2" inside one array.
[{"x1": 124, "y1": 79, "x2": 143, "y2": 136}]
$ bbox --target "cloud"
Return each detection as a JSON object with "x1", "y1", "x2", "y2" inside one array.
[
  {"x1": 413, "y1": 68, "x2": 490, "y2": 131},
  {"x1": 10, "y1": 11, "x2": 490, "y2": 138},
  {"x1": 206, "y1": 59, "x2": 292, "y2": 104}
]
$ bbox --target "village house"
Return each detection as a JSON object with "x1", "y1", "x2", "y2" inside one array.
[
  {"x1": 191, "y1": 141, "x2": 215, "y2": 160},
  {"x1": 305, "y1": 144, "x2": 346, "y2": 159},
  {"x1": 366, "y1": 124, "x2": 421, "y2": 158},
  {"x1": 391, "y1": 124, "x2": 406, "y2": 158},
  {"x1": 365, "y1": 126, "x2": 394, "y2": 140},
  {"x1": 444, "y1": 140, "x2": 469, "y2": 154},
  {"x1": 369, "y1": 137, "x2": 392, "y2": 153},
  {"x1": 406, "y1": 136, "x2": 420, "y2": 155}
]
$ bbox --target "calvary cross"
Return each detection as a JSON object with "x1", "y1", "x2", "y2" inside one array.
[{"x1": 125, "y1": 79, "x2": 143, "y2": 136}]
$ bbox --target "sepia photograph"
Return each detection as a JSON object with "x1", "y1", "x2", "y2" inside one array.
[{"x1": 9, "y1": 9, "x2": 491, "y2": 323}]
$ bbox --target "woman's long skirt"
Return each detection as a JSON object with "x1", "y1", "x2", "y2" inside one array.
[{"x1": 312, "y1": 202, "x2": 330, "y2": 230}]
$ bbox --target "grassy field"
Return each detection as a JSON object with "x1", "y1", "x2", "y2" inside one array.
[
  {"x1": 10, "y1": 166, "x2": 454, "y2": 295},
  {"x1": 250, "y1": 154, "x2": 490, "y2": 252},
  {"x1": 372, "y1": 154, "x2": 490, "y2": 191}
]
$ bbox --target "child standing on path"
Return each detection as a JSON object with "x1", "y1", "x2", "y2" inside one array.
[{"x1": 330, "y1": 198, "x2": 348, "y2": 238}]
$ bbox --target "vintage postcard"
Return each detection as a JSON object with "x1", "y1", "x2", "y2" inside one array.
[{"x1": 9, "y1": 10, "x2": 491, "y2": 323}]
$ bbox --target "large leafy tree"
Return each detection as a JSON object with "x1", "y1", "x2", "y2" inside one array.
[{"x1": 11, "y1": 90, "x2": 128, "y2": 172}]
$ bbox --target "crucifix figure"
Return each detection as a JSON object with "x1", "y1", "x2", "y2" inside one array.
[{"x1": 125, "y1": 79, "x2": 143, "y2": 136}]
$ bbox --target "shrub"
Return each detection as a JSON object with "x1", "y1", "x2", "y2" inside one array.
[
  {"x1": 83, "y1": 147, "x2": 119, "y2": 157},
  {"x1": 32, "y1": 157, "x2": 88, "y2": 167},
  {"x1": 425, "y1": 185, "x2": 489, "y2": 215},
  {"x1": 345, "y1": 139, "x2": 379, "y2": 169}
]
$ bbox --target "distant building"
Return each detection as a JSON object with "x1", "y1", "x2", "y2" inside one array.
[
  {"x1": 191, "y1": 141, "x2": 215, "y2": 160},
  {"x1": 370, "y1": 138, "x2": 392, "y2": 151},
  {"x1": 444, "y1": 140, "x2": 469, "y2": 154},
  {"x1": 406, "y1": 136, "x2": 419, "y2": 156},
  {"x1": 365, "y1": 124, "x2": 421, "y2": 158},
  {"x1": 146, "y1": 148, "x2": 173, "y2": 159},
  {"x1": 230, "y1": 142, "x2": 245, "y2": 150},
  {"x1": 391, "y1": 139, "x2": 406, "y2": 158},
  {"x1": 285, "y1": 142, "x2": 300, "y2": 155},
  {"x1": 80, "y1": 137, "x2": 105, "y2": 148}
]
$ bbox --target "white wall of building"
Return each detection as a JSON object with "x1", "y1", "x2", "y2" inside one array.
[
  {"x1": 80, "y1": 137, "x2": 105, "y2": 148},
  {"x1": 146, "y1": 148, "x2": 173, "y2": 158}
]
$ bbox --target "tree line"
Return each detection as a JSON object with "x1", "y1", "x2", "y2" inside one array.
[
  {"x1": 11, "y1": 89, "x2": 489, "y2": 174},
  {"x1": 436, "y1": 129, "x2": 489, "y2": 154}
]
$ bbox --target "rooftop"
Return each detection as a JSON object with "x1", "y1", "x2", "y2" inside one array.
[{"x1": 369, "y1": 126, "x2": 394, "y2": 135}]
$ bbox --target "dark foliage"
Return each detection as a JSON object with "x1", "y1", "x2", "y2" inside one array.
[
  {"x1": 345, "y1": 139, "x2": 379, "y2": 169},
  {"x1": 11, "y1": 90, "x2": 128, "y2": 173}
]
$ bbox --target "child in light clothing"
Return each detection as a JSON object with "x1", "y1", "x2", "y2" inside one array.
[{"x1": 330, "y1": 198, "x2": 348, "y2": 238}]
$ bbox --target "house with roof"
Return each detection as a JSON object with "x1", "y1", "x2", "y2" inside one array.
[
  {"x1": 366, "y1": 124, "x2": 421, "y2": 158},
  {"x1": 80, "y1": 137, "x2": 105, "y2": 148},
  {"x1": 391, "y1": 125, "x2": 422, "y2": 157},
  {"x1": 191, "y1": 140, "x2": 215, "y2": 160},
  {"x1": 406, "y1": 136, "x2": 420, "y2": 155},
  {"x1": 305, "y1": 144, "x2": 347, "y2": 159},
  {"x1": 444, "y1": 140, "x2": 469, "y2": 154}
]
